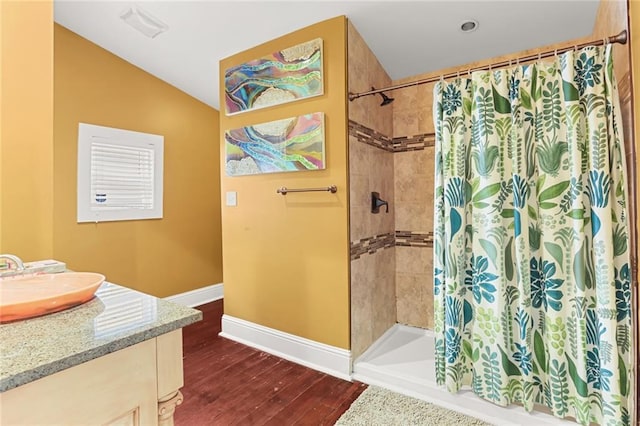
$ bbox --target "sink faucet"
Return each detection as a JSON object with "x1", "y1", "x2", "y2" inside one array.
[{"x1": 0, "y1": 254, "x2": 25, "y2": 272}]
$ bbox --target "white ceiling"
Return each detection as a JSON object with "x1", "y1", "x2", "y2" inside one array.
[{"x1": 54, "y1": 1, "x2": 600, "y2": 110}]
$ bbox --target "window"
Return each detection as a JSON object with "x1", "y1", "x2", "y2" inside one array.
[{"x1": 77, "y1": 123, "x2": 164, "y2": 223}]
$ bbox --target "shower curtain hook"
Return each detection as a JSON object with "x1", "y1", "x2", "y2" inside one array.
[{"x1": 537, "y1": 51, "x2": 542, "y2": 62}]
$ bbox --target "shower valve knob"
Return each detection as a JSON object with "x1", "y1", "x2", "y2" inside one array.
[{"x1": 371, "y1": 192, "x2": 389, "y2": 214}]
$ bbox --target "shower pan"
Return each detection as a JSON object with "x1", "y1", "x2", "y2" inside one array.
[{"x1": 352, "y1": 325, "x2": 577, "y2": 425}]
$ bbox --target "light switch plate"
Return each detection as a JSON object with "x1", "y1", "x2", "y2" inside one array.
[{"x1": 226, "y1": 191, "x2": 237, "y2": 206}]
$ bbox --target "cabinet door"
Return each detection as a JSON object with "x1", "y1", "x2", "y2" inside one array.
[
  {"x1": 0, "y1": 339, "x2": 158, "y2": 425},
  {"x1": 105, "y1": 409, "x2": 140, "y2": 426}
]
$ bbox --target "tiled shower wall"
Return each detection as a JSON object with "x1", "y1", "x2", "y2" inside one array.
[
  {"x1": 348, "y1": 21, "x2": 396, "y2": 360},
  {"x1": 348, "y1": 0, "x2": 634, "y2": 357},
  {"x1": 392, "y1": 84, "x2": 437, "y2": 330},
  {"x1": 348, "y1": 22, "x2": 439, "y2": 359}
]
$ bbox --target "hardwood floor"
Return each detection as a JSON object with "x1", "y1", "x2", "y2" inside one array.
[{"x1": 175, "y1": 300, "x2": 367, "y2": 425}]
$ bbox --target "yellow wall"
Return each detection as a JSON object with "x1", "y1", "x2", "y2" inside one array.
[
  {"x1": 53, "y1": 25, "x2": 223, "y2": 297},
  {"x1": 0, "y1": 0, "x2": 3, "y2": 250},
  {"x1": 219, "y1": 16, "x2": 350, "y2": 349},
  {"x1": 0, "y1": 1, "x2": 54, "y2": 260}
]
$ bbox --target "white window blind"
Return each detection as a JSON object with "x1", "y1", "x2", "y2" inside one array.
[
  {"x1": 90, "y1": 141, "x2": 154, "y2": 209},
  {"x1": 78, "y1": 123, "x2": 163, "y2": 223}
]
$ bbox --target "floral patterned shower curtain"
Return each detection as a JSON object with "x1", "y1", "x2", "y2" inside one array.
[{"x1": 433, "y1": 45, "x2": 632, "y2": 425}]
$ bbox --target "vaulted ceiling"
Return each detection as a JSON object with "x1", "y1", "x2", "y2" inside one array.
[{"x1": 54, "y1": 1, "x2": 600, "y2": 110}]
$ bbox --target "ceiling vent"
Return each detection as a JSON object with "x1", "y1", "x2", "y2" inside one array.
[{"x1": 120, "y1": 6, "x2": 168, "y2": 39}]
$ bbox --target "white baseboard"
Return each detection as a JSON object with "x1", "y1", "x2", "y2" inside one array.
[
  {"x1": 164, "y1": 283, "x2": 223, "y2": 307},
  {"x1": 220, "y1": 314, "x2": 352, "y2": 381}
]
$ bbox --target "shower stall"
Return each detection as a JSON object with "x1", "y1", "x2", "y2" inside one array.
[{"x1": 346, "y1": 7, "x2": 635, "y2": 423}]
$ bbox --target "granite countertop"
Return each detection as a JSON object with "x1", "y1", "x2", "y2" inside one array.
[{"x1": 0, "y1": 281, "x2": 202, "y2": 392}]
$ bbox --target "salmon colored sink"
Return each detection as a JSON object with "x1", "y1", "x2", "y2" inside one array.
[{"x1": 0, "y1": 272, "x2": 105, "y2": 323}]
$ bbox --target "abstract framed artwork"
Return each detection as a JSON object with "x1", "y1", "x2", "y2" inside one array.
[
  {"x1": 224, "y1": 38, "x2": 323, "y2": 115},
  {"x1": 225, "y1": 112, "x2": 325, "y2": 176}
]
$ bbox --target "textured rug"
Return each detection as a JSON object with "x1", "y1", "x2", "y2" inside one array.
[{"x1": 335, "y1": 386, "x2": 492, "y2": 426}]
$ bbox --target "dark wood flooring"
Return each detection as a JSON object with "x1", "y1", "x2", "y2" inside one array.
[{"x1": 175, "y1": 300, "x2": 367, "y2": 426}]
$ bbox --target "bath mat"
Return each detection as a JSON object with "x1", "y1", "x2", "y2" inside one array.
[{"x1": 335, "y1": 385, "x2": 492, "y2": 426}]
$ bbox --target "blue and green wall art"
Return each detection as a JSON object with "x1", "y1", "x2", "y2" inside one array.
[
  {"x1": 225, "y1": 112, "x2": 325, "y2": 176},
  {"x1": 224, "y1": 38, "x2": 323, "y2": 115}
]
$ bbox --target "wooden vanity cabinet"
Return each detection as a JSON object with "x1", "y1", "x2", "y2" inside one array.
[{"x1": 0, "y1": 330, "x2": 184, "y2": 426}]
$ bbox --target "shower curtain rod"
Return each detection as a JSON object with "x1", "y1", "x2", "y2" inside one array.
[{"x1": 348, "y1": 29, "x2": 628, "y2": 102}]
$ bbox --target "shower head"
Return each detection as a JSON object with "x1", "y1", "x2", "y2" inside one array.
[
  {"x1": 379, "y1": 92, "x2": 394, "y2": 106},
  {"x1": 371, "y1": 86, "x2": 394, "y2": 106}
]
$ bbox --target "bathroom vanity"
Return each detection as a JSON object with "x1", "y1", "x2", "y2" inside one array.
[{"x1": 0, "y1": 281, "x2": 201, "y2": 425}]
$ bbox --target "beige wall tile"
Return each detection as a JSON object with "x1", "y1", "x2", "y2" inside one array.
[
  {"x1": 372, "y1": 247, "x2": 397, "y2": 339},
  {"x1": 395, "y1": 180, "x2": 429, "y2": 207},
  {"x1": 370, "y1": 206, "x2": 394, "y2": 236},
  {"x1": 416, "y1": 82, "x2": 435, "y2": 134},
  {"x1": 424, "y1": 247, "x2": 434, "y2": 329},
  {"x1": 422, "y1": 148, "x2": 436, "y2": 232},
  {"x1": 396, "y1": 272, "x2": 429, "y2": 328},
  {"x1": 395, "y1": 151, "x2": 428, "y2": 178},
  {"x1": 392, "y1": 85, "x2": 418, "y2": 111},
  {"x1": 350, "y1": 174, "x2": 370, "y2": 209},
  {"x1": 370, "y1": 150, "x2": 395, "y2": 235},
  {"x1": 348, "y1": 135, "x2": 370, "y2": 177},
  {"x1": 347, "y1": 23, "x2": 368, "y2": 91},
  {"x1": 369, "y1": 68, "x2": 393, "y2": 137},
  {"x1": 350, "y1": 140, "x2": 395, "y2": 239},
  {"x1": 395, "y1": 202, "x2": 430, "y2": 233},
  {"x1": 347, "y1": 23, "x2": 369, "y2": 125},
  {"x1": 396, "y1": 246, "x2": 435, "y2": 329},
  {"x1": 422, "y1": 147, "x2": 435, "y2": 175},
  {"x1": 351, "y1": 247, "x2": 397, "y2": 360},
  {"x1": 416, "y1": 82, "x2": 435, "y2": 108},
  {"x1": 396, "y1": 246, "x2": 431, "y2": 274},
  {"x1": 348, "y1": 99, "x2": 366, "y2": 126},
  {"x1": 380, "y1": 107, "x2": 394, "y2": 139},
  {"x1": 350, "y1": 205, "x2": 371, "y2": 242},
  {"x1": 348, "y1": 55, "x2": 367, "y2": 94},
  {"x1": 348, "y1": 20, "x2": 392, "y2": 136},
  {"x1": 418, "y1": 107, "x2": 434, "y2": 135},
  {"x1": 394, "y1": 81, "x2": 434, "y2": 138},
  {"x1": 395, "y1": 151, "x2": 432, "y2": 207},
  {"x1": 350, "y1": 255, "x2": 373, "y2": 359},
  {"x1": 348, "y1": 19, "x2": 441, "y2": 353},
  {"x1": 393, "y1": 109, "x2": 419, "y2": 138}
]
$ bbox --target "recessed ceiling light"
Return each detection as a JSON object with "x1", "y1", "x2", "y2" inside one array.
[
  {"x1": 460, "y1": 20, "x2": 478, "y2": 33},
  {"x1": 120, "y1": 6, "x2": 168, "y2": 39}
]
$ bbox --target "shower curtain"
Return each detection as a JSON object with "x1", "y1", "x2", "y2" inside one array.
[{"x1": 433, "y1": 45, "x2": 632, "y2": 425}]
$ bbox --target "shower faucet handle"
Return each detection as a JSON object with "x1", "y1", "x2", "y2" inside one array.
[{"x1": 371, "y1": 192, "x2": 389, "y2": 214}]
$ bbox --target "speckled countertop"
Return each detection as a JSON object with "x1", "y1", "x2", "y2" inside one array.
[{"x1": 0, "y1": 281, "x2": 202, "y2": 392}]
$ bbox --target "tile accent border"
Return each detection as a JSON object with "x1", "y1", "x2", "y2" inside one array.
[
  {"x1": 392, "y1": 133, "x2": 435, "y2": 152},
  {"x1": 348, "y1": 120, "x2": 394, "y2": 152},
  {"x1": 348, "y1": 120, "x2": 435, "y2": 153},
  {"x1": 350, "y1": 231, "x2": 433, "y2": 260},
  {"x1": 395, "y1": 231, "x2": 434, "y2": 248},
  {"x1": 350, "y1": 233, "x2": 395, "y2": 260}
]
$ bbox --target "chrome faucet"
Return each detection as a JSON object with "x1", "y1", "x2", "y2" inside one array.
[{"x1": 0, "y1": 254, "x2": 25, "y2": 272}]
